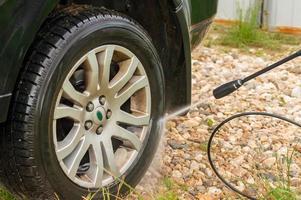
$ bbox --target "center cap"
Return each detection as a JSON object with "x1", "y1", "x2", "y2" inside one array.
[
  {"x1": 96, "y1": 111, "x2": 103, "y2": 121},
  {"x1": 92, "y1": 107, "x2": 106, "y2": 125}
]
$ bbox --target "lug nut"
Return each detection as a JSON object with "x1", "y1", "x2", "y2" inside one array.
[
  {"x1": 84, "y1": 120, "x2": 93, "y2": 130},
  {"x1": 96, "y1": 125, "x2": 103, "y2": 135},
  {"x1": 99, "y1": 96, "x2": 106, "y2": 105},
  {"x1": 86, "y1": 102, "x2": 94, "y2": 112},
  {"x1": 106, "y1": 109, "x2": 112, "y2": 119}
]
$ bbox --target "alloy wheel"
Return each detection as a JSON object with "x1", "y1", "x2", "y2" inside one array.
[{"x1": 53, "y1": 45, "x2": 151, "y2": 188}]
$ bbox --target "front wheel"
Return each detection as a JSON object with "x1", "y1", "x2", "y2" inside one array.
[{"x1": 0, "y1": 8, "x2": 164, "y2": 199}]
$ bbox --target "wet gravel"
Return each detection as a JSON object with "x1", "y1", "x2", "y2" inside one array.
[{"x1": 129, "y1": 46, "x2": 301, "y2": 199}]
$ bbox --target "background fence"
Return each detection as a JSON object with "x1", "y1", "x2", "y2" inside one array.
[{"x1": 216, "y1": 0, "x2": 301, "y2": 33}]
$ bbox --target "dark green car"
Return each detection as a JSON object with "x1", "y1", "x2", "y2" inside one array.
[{"x1": 0, "y1": 0, "x2": 217, "y2": 199}]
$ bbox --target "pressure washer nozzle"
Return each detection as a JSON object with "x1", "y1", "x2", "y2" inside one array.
[{"x1": 213, "y1": 79, "x2": 243, "y2": 99}]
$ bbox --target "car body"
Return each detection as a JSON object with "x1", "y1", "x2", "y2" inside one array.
[{"x1": 0, "y1": 0, "x2": 218, "y2": 123}]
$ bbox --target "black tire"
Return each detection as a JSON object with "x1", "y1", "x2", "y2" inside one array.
[{"x1": 0, "y1": 7, "x2": 164, "y2": 200}]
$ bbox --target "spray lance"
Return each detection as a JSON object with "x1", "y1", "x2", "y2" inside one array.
[
  {"x1": 213, "y1": 49, "x2": 301, "y2": 99},
  {"x1": 207, "y1": 49, "x2": 301, "y2": 200}
]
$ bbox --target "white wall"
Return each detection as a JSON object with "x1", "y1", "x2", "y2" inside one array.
[
  {"x1": 216, "y1": 0, "x2": 255, "y2": 21},
  {"x1": 216, "y1": 0, "x2": 301, "y2": 29},
  {"x1": 265, "y1": 0, "x2": 301, "y2": 29}
]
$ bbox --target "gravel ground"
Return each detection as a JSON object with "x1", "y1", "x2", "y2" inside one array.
[{"x1": 128, "y1": 45, "x2": 301, "y2": 199}]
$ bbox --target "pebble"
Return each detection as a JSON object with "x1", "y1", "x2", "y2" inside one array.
[
  {"x1": 208, "y1": 187, "x2": 222, "y2": 196},
  {"x1": 290, "y1": 164, "x2": 300, "y2": 177},
  {"x1": 246, "y1": 176, "x2": 255, "y2": 184},
  {"x1": 277, "y1": 146, "x2": 287, "y2": 155},
  {"x1": 195, "y1": 153, "x2": 203, "y2": 162},
  {"x1": 263, "y1": 157, "x2": 276, "y2": 168},
  {"x1": 167, "y1": 140, "x2": 187, "y2": 149},
  {"x1": 236, "y1": 181, "x2": 245, "y2": 191},
  {"x1": 291, "y1": 86, "x2": 301, "y2": 98},
  {"x1": 288, "y1": 65, "x2": 301, "y2": 74},
  {"x1": 204, "y1": 168, "x2": 213, "y2": 177},
  {"x1": 190, "y1": 160, "x2": 200, "y2": 171},
  {"x1": 172, "y1": 170, "x2": 183, "y2": 179},
  {"x1": 184, "y1": 119, "x2": 200, "y2": 128}
]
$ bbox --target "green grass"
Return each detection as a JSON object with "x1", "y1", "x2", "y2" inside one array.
[
  {"x1": 0, "y1": 188, "x2": 15, "y2": 200},
  {"x1": 163, "y1": 177, "x2": 174, "y2": 190},
  {"x1": 156, "y1": 177, "x2": 180, "y2": 200},
  {"x1": 205, "y1": 0, "x2": 300, "y2": 52},
  {"x1": 258, "y1": 150, "x2": 300, "y2": 200},
  {"x1": 222, "y1": 0, "x2": 262, "y2": 47},
  {"x1": 199, "y1": 142, "x2": 208, "y2": 152},
  {"x1": 219, "y1": 26, "x2": 300, "y2": 51},
  {"x1": 206, "y1": 118, "x2": 215, "y2": 127},
  {"x1": 265, "y1": 187, "x2": 297, "y2": 200},
  {"x1": 0, "y1": 171, "x2": 181, "y2": 200},
  {"x1": 156, "y1": 191, "x2": 179, "y2": 200}
]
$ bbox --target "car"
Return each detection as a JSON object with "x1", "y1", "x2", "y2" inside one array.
[{"x1": 0, "y1": 0, "x2": 217, "y2": 199}]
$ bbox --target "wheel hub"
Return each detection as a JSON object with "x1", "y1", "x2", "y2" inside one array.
[{"x1": 84, "y1": 97, "x2": 110, "y2": 131}]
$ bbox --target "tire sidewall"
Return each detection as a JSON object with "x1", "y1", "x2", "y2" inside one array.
[{"x1": 35, "y1": 18, "x2": 164, "y2": 199}]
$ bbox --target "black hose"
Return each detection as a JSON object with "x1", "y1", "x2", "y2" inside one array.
[{"x1": 207, "y1": 112, "x2": 301, "y2": 200}]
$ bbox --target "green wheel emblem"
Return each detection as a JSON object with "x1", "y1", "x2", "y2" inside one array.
[{"x1": 96, "y1": 111, "x2": 103, "y2": 121}]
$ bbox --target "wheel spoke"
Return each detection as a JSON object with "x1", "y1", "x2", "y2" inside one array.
[
  {"x1": 63, "y1": 80, "x2": 87, "y2": 106},
  {"x1": 110, "y1": 57, "x2": 139, "y2": 93},
  {"x1": 65, "y1": 138, "x2": 90, "y2": 178},
  {"x1": 113, "y1": 125, "x2": 142, "y2": 151},
  {"x1": 115, "y1": 76, "x2": 148, "y2": 106},
  {"x1": 85, "y1": 51, "x2": 100, "y2": 94},
  {"x1": 101, "y1": 139, "x2": 120, "y2": 177},
  {"x1": 99, "y1": 45, "x2": 115, "y2": 89},
  {"x1": 117, "y1": 110, "x2": 150, "y2": 126},
  {"x1": 56, "y1": 125, "x2": 85, "y2": 160},
  {"x1": 92, "y1": 142, "x2": 104, "y2": 187},
  {"x1": 54, "y1": 104, "x2": 82, "y2": 121}
]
